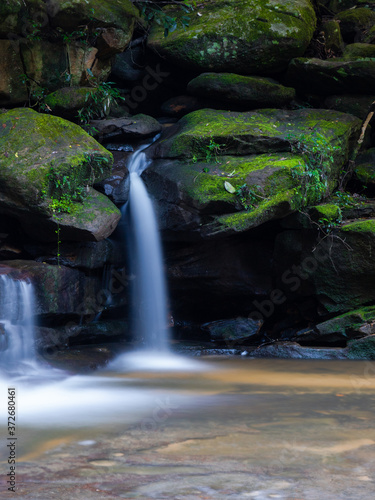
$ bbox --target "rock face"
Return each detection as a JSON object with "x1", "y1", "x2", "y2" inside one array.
[
  {"x1": 148, "y1": 0, "x2": 316, "y2": 75},
  {"x1": 0, "y1": 0, "x2": 138, "y2": 106},
  {"x1": 0, "y1": 108, "x2": 121, "y2": 242}
]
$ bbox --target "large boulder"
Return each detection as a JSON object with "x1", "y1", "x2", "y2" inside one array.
[
  {"x1": 0, "y1": 108, "x2": 121, "y2": 242},
  {"x1": 285, "y1": 57, "x2": 375, "y2": 95},
  {"x1": 187, "y1": 73, "x2": 296, "y2": 108},
  {"x1": 146, "y1": 108, "x2": 361, "y2": 238},
  {"x1": 147, "y1": 0, "x2": 316, "y2": 75}
]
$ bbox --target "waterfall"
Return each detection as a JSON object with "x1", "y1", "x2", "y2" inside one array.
[
  {"x1": 0, "y1": 275, "x2": 36, "y2": 371},
  {"x1": 124, "y1": 144, "x2": 169, "y2": 352}
]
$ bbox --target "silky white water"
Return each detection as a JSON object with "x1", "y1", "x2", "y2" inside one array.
[
  {"x1": 0, "y1": 275, "x2": 36, "y2": 373},
  {"x1": 123, "y1": 145, "x2": 169, "y2": 352}
]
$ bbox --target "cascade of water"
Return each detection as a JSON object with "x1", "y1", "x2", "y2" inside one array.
[
  {"x1": 123, "y1": 144, "x2": 169, "y2": 351},
  {"x1": 0, "y1": 275, "x2": 36, "y2": 370}
]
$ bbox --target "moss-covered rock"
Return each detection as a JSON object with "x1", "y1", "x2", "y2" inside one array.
[
  {"x1": 343, "y1": 43, "x2": 375, "y2": 59},
  {"x1": 286, "y1": 57, "x2": 375, "y2": 95},
  {"x1": 335, "y1": 7, "x2": 375, "y2": 43},
  {"x1": 0, "y1": 108, "x2": 121, "y2": 242},
  {"x1": 293, "y1": 306, "x2": 375, "y2": 345},
  {"x1": 44, "y1": 86, "x2": 92, "y2": 117},
  {"x1": 147, "y1": 107, "x2": 360, "y2": 237},
  {"x1": 324, "y1": 94, "x2": 375, "y2": 119},
  {"x1": 148, "y1": 0, "x2": 316, "y2": 75},
  {"x1": 187, "y1": 73, "x2": 296, "y2": 108}
]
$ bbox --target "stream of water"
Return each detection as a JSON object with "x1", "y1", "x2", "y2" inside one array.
[{"x1": 0, "y1": 275, "x2": 36, "y2": 375}]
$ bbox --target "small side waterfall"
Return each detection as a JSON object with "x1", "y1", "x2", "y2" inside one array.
[
  {"x1": 124, "y1": 145, "x2": 169, "y2": 352},
  {"x1": 0, "y1": 274, "x2": 36, "y2": 371}
]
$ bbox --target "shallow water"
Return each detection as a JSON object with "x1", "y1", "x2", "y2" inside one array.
[{"x1": 1, "y1": 357, "x2": 375, "y2": 499}]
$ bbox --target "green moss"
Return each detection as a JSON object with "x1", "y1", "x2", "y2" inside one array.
[
  {"x1": 341, "y1": 219, "x2": 375, "y2": 234},
  {"x1": 336, "y1": 7, "x2": 375, "y2": 27},
  {"x1": 210, "y1": 189, "x2": 295, "y2": 234},
  {"x1": 148, "y1": 0, "x2": 316, "y2": 74},
  {"x1": 343, "y1": 43, "x2": 375, "y2": 59},
  {"x1": 312, "y1": 203, "x2": 342, "y2": 220}
]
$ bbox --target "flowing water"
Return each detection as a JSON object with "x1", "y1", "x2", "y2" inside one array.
[
  {"x1": 1, "y1": 147, "x2": 375, "y2": 498},
  {"x1": 122, "y1": 144, "x2": 169, "y2": 352},
  {"x1": 0, "y1": 275, "x2": 36, "y2": 374},
  {"x1": 0, "y1": 358, "x2": 374, "y2": 499}
]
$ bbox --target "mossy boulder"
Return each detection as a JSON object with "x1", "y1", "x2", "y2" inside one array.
[
  {"x1": 154, "y1": 108, "x2": 360, "y2": 163},
  {"x1": 324, "y1": 94, "x2": 375, "y2": 119},
  {"x1": 147, "y1": 108, "x2": 360, "y2": 237},
  {"x1": 343, "y1": 43, "x2": 375, "y2": 59},
  {"x1": 293, "y1": 306, "x2": 375, "y2": 345},
  {"x1": 335, "y1": 7, "x2": 375, "y2": 43},
  {"x1": 148, "y1": 0, "x2": 316, "y2": 75},
  {"x1": 44, "y1": 87, "x2": 92, "y2": 118},
  {"x1": 286, "y1": 57, "x2": 375, "y2": 95},
  {"x1": 187, "y1": 73, "x2": 296, "y2": 108},
  {"x1": 0, "y1": 108, "x2": 120, "y2": 242}
]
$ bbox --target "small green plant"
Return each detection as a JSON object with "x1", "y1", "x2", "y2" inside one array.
[
  {"x1": 332, "y1": 191, "x2": 358, "y2": 208},
  {"x1": 235, "y1": 183, "x2": 263, "y2": 210},
  {"x1": 287, "y1": 131, "x2": 340, "y2": 209},
  {"x1": 24, "y1": 17, "x2": 43, "y2": 40},
  {"x1": 317, "y1": 215, "x2": 342, "y2": 234},
  {"x1": 136, "y1": 0, "x2": 195, "y2": 36},
  {"x1": 77, "y1": 79, "x2": 125, "y2": 133}
]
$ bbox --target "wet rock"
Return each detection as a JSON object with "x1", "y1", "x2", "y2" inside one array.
[
  {"x1": 202, "y1": 317, "x2": 263, "y2": 344},
  {"x1": 148, "y1": 0, "x2": 316, "y2": 75},
  {"x1": 90, "y1": 114, "x2": 161, "y2": 140},
  {"x1": 248, "y1": 341, "x2": 348, "y2": 359},
  {"x1": 111, "y1": 45, "x2": 146, "y2": 83},
  {"x1": 187, "y1": 73, "x2": 296, "y2": 108},
  {"x1": 0, "y1": 260, "x2": 102, "y2": 317},
  {"x1": 321, "y1": 20, "x2": 344, "y2": 55}
]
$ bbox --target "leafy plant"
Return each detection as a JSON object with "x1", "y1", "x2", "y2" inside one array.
[
  {"x1": 287, "y1": 131, "x2": 340, "y2": 209},
  {"x1": 235, "y1": 183, "x2": 263, "y2": 210},
  {"x1": 77, "y1": 78, "x2": 125, "y2": 133},
  {"x1": 136, "y1": 0, "x2": 195, "y2": 36}
]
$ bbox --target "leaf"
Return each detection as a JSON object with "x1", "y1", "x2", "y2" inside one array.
[{"x1": 224, "y1": 181, "x2": 236, "y2": 194}]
